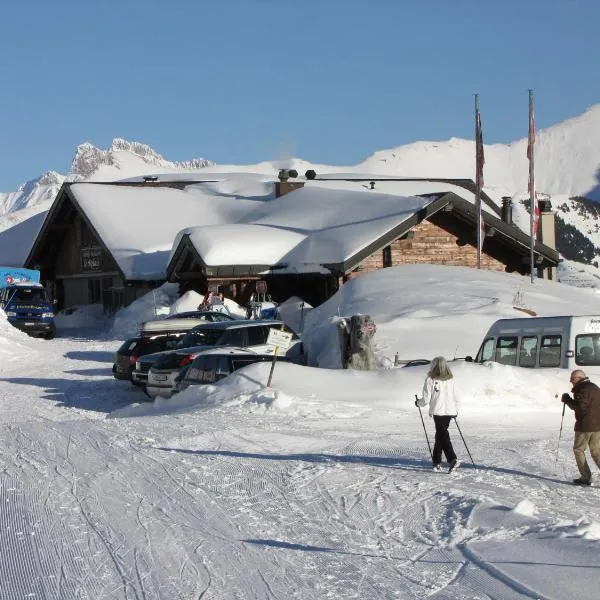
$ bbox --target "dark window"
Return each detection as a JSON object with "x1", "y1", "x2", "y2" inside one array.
[
  {"x1": 575, "y1": 334, "x2": 600, "y2": 366},
  {"x1": 519, "y1": 336, "x2": 539, "y2": 368},
  {"x1": 218, "y1": 328, "x2": 246, "y2": 347},
  {"x1": 232, "y1": 357, "x2": 271, "y2": 371},
  {"x1": 117, "y1": 338, "x2": 139, "y2": 354},
  {"x1": 11, "y1": 287, "x2": 48, "y2": 303},
  {"x1": 495, "y1": 336, "x2": 518, "y2": 366},
  {"x1": 248, "y1": 326, "x2": 268, "y2": 346},
  {"x1": 215, "y1": 356, "x2": 231, "y2": 381},
  {"x1": 88, "y1": 279, "x2": 101, "y2": 303},
  {"x1": 539, "y1": 335, "x2": 562, "y2": 367},
  {"x1": 382, "y1": 245, "x2": 392, "y2": 268},
  {"x1": 176, "y1": 329, "x2": 223, "y2": 349},
  {"x1": 202, "y1": 356, "x2": 218, "y2": 383},
  {"x1": 186, "y1": 357, "x2": 205, "y2": 383}
]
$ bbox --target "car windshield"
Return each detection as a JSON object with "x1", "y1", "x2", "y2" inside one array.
[
  {"x1": 175, "y1": 329, "x2": 224, "y2": 349},
  {"x1": 10, "y1": 287, "x2": 48, "y2": 303}
]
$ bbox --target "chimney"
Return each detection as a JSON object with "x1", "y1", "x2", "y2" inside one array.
[
  {"x1": 537, "y1": 198, "x2": 555, "y2": 247},
  {"x1": 537, "y1": 197, "x2": 556, "y2": 280},
  {"x1": 275, "y1": 168, "x2": 304, "y2": 198},
  {"x1": 501, "y1": 196, "x2": 512, "y2": 225}
]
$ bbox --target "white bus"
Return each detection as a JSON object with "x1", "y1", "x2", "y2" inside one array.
[{"x1": 474, "y1": 315, "x2": 600, "y2": 377}]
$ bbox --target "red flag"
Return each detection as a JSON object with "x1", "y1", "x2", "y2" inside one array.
[
  {"x1": 476, "y1": 111, "x2": 485, "y2": 188},
  {"x1": 533, "y1": 192, "x2": 540, "y2": 236}
]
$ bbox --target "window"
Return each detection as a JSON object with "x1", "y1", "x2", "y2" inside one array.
[
  {"x1": 519, "y1": 336, "x2": 539, "y2": 368},
  {"x1": 11, "y1": 287, "x2": 48, "y2": 303},
  {"x1": 219, "y1": 328, "x2": 245, "y2": 347},
  {"x1": 88, "y1": 279, "x2": 101, "y2": 303},
  {"x1": 202, "y1": 356, "x2": 217, "y2": 383},
  {"x1": 215, "y1": 356, "x2": 231, "y2": 381},
  {"x1": 477, "y1": 338, "x2": 495, "y2": 362},
  {"x1": 495, "y1": 337, "x2": 518, "y2": 366},
  {"x1": 539, "y1": 335, "x2": 562, "y2": 367},
  {"x1": 118, "y1": 338, "x2": 139, "y2": 354},
  {"x1": 247, "y1": 326, "x2": 268, "y2": 346},
  {"x1": 185, "y1": 358, "x2": 204, "y2": 383},
  {"x1": 382, "y1": 245, "x2": 392, "y2": 268},
  {"x1": 575, "y1": 334, "x2": 600, "y2": 366}
]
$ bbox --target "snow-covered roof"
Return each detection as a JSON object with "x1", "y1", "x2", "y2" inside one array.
[
  {"x1": 0, "y1": 212, "x2": 47, "y2": 267},
  {"x1": 69, "y1": 182, "x2": 270, "y2": 280},
  {"x1": 177, "y1": 186, "x2": 438, "y2": 274},
  {"x1": 187, "y1": 224, "x2": 307, "y2": 266}
]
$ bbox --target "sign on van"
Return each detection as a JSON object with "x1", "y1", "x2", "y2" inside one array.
[
  {"x1": 267, "y1": 328, "x2": 293, "y2": 350},
  {"x1": 585, "y1": 319, "x2": 600, "y2": 334}
]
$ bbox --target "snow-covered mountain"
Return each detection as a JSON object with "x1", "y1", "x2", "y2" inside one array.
[
  {"x1": 2, "y1": 105, "x2": 600, "y2": 269},
  {"x1": 0, "y1": 139, "x2": 213, "y2": 221}
]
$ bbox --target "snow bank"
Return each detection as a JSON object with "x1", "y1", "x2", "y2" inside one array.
[
  {"x1": 55, "y1": 303, "x2": 109, "y2": 330},
  {"x1": 302, "y1": 264, "x2": 600, "y2": 366},
  {"x1": 110, "y1": 283, "x2": 178, "y2": 339},
  {"x1": 276, "y1": 296, "x2": 313, "y2": 334}
]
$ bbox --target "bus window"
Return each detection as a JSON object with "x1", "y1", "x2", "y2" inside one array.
[
  {"x1": 539, "y1": 335, "x2": 562, "y2": 367},
  {"x1": 519, "y1": 336, "x2": 538, "y2": 368},
  {"x1": 575, "y1": 334, "x2": 600, "y2": 366},
  {"x1": 495, "y1": 336, "x2": 518, "y2": 366},
  {"x1": 477, "y1": 338, "x2": 495, "y2": 362}
]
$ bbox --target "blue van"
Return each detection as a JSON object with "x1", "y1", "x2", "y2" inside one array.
[{"x1": 0, "y1": 268, "x2": 56, "y2": 339}]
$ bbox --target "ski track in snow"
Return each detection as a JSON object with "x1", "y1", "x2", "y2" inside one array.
[{"x1": 0, "y1": 333, "x2": 599, "y2": 599}]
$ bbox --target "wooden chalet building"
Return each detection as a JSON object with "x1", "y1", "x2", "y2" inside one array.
[
  {"x1": 166, "y1": 175, "x2": 559, "y2": 307},
  {"x1": 23, "y1": 173, "x2": 559, "y2": 312}
]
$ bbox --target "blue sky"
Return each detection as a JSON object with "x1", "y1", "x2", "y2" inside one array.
[{"x1": 0, "y1": 0, "x2": 598, "y2": 190}]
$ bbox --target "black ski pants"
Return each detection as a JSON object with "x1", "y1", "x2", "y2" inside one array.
[{"x1": 432, "y1": 415, "x2": 457, "y2": 465}]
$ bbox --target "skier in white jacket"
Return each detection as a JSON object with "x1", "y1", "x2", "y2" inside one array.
[{"x1": 416, "y1": 356, "x2": 460, "y2": 472}]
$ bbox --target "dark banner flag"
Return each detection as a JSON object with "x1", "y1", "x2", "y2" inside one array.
[{"x1": 475, "y1": 95, "x2": 485, "y2": 267}]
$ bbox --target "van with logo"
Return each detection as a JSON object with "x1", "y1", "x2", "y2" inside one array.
[{"x1": 474, "y1": 315, "x2": 600, "y2": 377}]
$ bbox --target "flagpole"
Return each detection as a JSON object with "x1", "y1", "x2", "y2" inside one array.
[
  {"x1": 528, "y1": 89, "x2": 535, "y2": 284},
  {"x1": 475, "y1": 93, "x2": 482, "y2": 269}
]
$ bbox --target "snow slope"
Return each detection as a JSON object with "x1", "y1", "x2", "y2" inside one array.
[{"x1": 1, "y1": 265, "x2": 600, "y2": 598}]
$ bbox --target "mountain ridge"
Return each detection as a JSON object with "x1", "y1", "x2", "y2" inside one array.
[{"x1": 1, "y1": 104, "x2": 600, "y2": 271}]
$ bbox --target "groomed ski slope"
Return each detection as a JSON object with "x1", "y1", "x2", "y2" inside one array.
[
  {"x1": 0, "y1": 331, "x2": 598, "y2": 599},
  {"x1": 2, "y1": 263, "x2": 600, "y2": 599}
]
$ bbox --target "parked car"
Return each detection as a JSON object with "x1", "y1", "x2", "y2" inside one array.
[
  {"x1": 112, "y1": 333, "x2": 187, "y2": 382},
  {"x1": 147, "y1": 347, "x2": 275, "y2": 399},
  {"x1": 177, "y1": 349, "x2": 293, "y2": 393},
  {"x1": 402, "y1": 359, "x2": 431, "y2": 368},
  {"x1": 133, "y1": 319, "x2": 304, "y2": 388},
  {"x1": 139, "y1": 317, "x2": 216, "y2": 337},
  {"x1": 165, "y1": 310, "x2": 235, "y2": 322}
]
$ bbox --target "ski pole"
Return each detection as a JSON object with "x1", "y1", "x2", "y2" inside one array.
[
  {"x1": 555, "y1": 398, "x2": 566, "y2": 465},
  {"x1": 415, "y1": 394, "x2": 433, "y2": 461},
  {"x1": 453, "y1": 417, "x2": 475, "y2": 466}
]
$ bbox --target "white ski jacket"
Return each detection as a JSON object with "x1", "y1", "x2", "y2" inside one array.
[{"x1": 418, "y1": 376, "x2": 459, "y2": 417}]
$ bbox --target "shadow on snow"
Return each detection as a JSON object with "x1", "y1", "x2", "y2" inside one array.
[
  {"x1": 1, "y1": 377, "x2": 136, "y2": 413},
  {"x1": 63, "y1": 350, "x2": 116, "y2": 363},
  {"x1": 155, "y1": 446, "x2": 576, "y2": 487}
]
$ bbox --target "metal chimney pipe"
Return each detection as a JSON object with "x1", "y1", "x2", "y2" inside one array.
[{"x1": 501, "y1": 196, "x2": 513, "y2": 225}]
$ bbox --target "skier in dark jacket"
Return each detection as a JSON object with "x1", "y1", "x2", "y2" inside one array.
[{"x1": 561, "y1": 369, "x2": 600, "y2": 486}]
